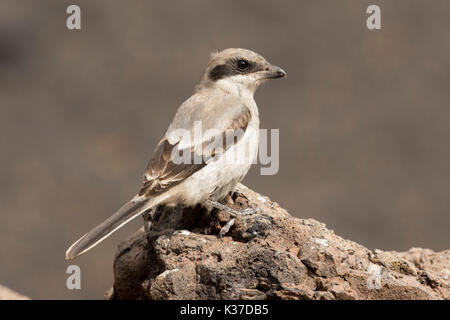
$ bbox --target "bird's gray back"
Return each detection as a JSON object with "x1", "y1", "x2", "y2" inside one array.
[{"x1": 166, "y1": 91, "x2": 250, "y2": 148}]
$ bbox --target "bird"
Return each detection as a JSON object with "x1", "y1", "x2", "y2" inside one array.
[{"x1": 65, "y1": 48, "x2": 286, "y2": 260}]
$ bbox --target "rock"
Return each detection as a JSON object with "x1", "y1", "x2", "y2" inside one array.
[
  {"x1": 109, "y1": 184, "x2": 449, "y2": 300},
  {"x1": 0, "y1": 285, "x2": 30, "y2": 300}
]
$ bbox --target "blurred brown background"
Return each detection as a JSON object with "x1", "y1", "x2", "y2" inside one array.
[{"x1": 0, "y1": 0, "x2": 449, "y2": 299}]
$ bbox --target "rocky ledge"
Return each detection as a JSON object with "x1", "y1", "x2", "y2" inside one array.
[
  {"x1": 0, "y1": 285, "x2": 29, "y2": 300},
  {"x1": 109, "y1": 184, "x2": 449, "y2": 300}
]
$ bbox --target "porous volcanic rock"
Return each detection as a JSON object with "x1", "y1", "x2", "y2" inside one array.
[{"x1": 109, "y1": 184, "x2": 449, "y2": 300}]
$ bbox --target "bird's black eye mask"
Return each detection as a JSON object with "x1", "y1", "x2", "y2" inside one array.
[{"x1": 208, "y1": 58, "x2": 265, "y2": 81}]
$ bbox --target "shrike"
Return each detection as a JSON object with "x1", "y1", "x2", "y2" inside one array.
[{"x1": 66, "y1": 48, "x2": 286, "y2": 260}]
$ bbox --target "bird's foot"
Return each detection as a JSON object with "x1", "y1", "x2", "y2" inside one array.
[
  {"x1": 205, "y1": 199, "x2": 261, "y2": 217},
  {"x1": 205, "y1": 199, "x2": 261, "y2": 240}
]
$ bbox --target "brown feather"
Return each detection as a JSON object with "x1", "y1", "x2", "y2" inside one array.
[{"x1": 139, "y1": 108, "x2": 251, "y2": 197}]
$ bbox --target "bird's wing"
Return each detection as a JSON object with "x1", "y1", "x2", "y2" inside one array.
[{"x1": 139, "y1": 93, "x2": 251, "y2": 197}]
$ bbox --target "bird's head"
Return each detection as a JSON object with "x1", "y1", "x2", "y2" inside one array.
[{"x1": 197, "y1": 48, "x2": 286, "y2": 94}]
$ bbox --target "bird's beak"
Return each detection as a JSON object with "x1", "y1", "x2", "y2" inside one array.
[{"x1": 257, "y1": 64, "x2": 287, "y2": 80}]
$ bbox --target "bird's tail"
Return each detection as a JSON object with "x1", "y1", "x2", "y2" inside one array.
[{"x1": 65, "y1": 194, "x2": 163, "y2": 260}]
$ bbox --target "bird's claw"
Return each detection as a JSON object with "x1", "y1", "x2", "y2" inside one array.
[{"x1": 219, "y1": 218, "x2": 235, "y2": 241}]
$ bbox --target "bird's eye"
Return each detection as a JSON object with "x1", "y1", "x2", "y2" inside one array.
[{"x1": 237, "y1": 59, "x2": 249, "y2": 70}]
